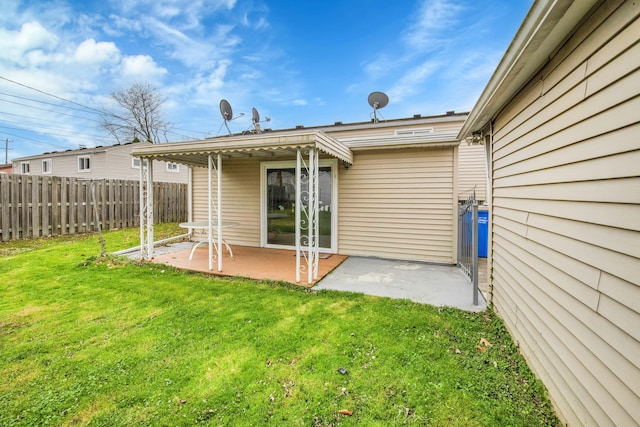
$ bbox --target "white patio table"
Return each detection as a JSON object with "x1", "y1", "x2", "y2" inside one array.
[{"x1": 179, "y1": 221, "x2": 239, "y2": 260}]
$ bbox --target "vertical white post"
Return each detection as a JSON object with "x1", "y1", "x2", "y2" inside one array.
[
  {"x1": 187, "y1": 166, "x2": 193, "y2": 224},
  {"x1": 146, "y1": 160, "x2": 154, "y2": 259},
  {"x1": 307, "y1": 149, "x2": 314, "y2": 284},
  {"x1": 295, "y1": 148, "x2": 301, "y2": 283},
  {"x1": 207, "y1": 154, "x2": 213, "y2": 271},
  {"x1": 139, "y1": 160, "x2": 145, "y2": 258},
  {"x1": 313, "y1": 150, "x2": 320, "y2": 280},
  {"x1": 217, "y1": 153, "x2": 222, "y2": 272}
]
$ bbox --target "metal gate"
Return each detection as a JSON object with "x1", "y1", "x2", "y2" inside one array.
[{"x1": 458, "y1": 192, "x2": 479, "y2": 306}]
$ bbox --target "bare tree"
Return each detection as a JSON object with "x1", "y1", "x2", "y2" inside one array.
[{"x1": 101, "y1": 83, "x2": 171, "y2": 144}]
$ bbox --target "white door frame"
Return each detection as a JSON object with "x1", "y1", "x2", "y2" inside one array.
[{"x1": 260, "y1": 158, "x2": 338, "y2": 253}]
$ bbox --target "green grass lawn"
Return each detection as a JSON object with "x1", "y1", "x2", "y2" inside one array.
[{"x1": 0, "y1": 225, "x2": 559, "y2": 426}]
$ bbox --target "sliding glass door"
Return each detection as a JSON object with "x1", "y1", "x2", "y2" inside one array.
[{"x1": 262, "y1": 160, "x2": 336, "y2": 251}]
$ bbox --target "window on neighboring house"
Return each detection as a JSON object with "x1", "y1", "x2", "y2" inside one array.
[
  {"x1": 78, "y1": 156, "x2": 90, "y2": 172},
  {"x1": 42, "y1": 159, "x2": 52, "y2": 174},
  {"x1": 166, "y1": 162, "x2": 179, "y2": 173},
  {"x1": 132, "y1": 157, "x2": 148, "y2": 168},
  {"x1": 20, "y1": 162, "x2": 30, "y2": 174}
]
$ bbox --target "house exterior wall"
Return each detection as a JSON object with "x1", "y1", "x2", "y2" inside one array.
[
  {"x1": 488, "y1": 2, "x2": 640, "y2": 425},
  {"x1": 12, "y1": 143, "x2": 188, "y2": 183},
  {"x1": 191, "y1": 158, "x2": 262, "y2": 247},
  {"x1": 326, "y1": 116, "x2": 483, "y2": 206},
  {"x1": 337, "y1": 147, "x2": 456, "y2": 263},
  {"x1": 190, "y1": 145, "x2": 458, "y2": 264},
  {"x1": 457, "y1": 142, "x2": 486, "y2": 203}
]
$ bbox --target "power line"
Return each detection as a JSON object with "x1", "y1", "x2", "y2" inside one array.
[
  {"x1": 0, "y1": 75, "x2": 104, "y2": 115},
  {"x1": 0, "y1": 130, "x2": 70, "y2": 150},
  {"x1": 0, "y1": 122, "x2": 106, "y2": 141},
  {"x1": 0, "y1": 109, "x2": 99, "y2": 126},
  {"x1": 0, "y1": 92, "x2": 102, "y2": 116},
  {"x1": 0, "y1": 99, "x2": 103, "y2": 124},
  {"x1": 0, "y1": 75, "x2": 214, "y2": 145}
]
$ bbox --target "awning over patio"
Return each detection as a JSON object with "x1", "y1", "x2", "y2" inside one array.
[
  {"x1": 130, "y1": 130, "x2": 353, "y2": 166},
  {"x1": 133, "y1": 130, "x2": 352, "y2": 284}
]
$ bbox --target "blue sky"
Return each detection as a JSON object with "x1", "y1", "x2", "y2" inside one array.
[{"x1": 0, "y1": 0, "x2": 532, "y2": 161}]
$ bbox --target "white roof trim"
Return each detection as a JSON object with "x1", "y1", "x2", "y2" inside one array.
[{"x1": 338, "y1": 131, "x2": 459, "y2": 150}]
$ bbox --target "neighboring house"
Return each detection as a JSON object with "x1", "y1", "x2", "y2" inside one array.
[
  {"x1": 12, "y1": 142, "x2": 188, "y2": 183},
  {"x1": 0, "y1": 163, "x2": 12, "y2": 174},
  {"x1": 459, "y1": 0, "x2": 639, "y2": 425},
  {"x1": 134, "y1": 112, "x2": 468, "y2": 266}
]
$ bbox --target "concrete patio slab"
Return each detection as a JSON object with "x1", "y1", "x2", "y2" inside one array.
[{"x1": 314, "y1": 257, "x2": 486, "y2": 312}]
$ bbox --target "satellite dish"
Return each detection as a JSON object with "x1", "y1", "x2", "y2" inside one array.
[
  {"x1": 251, "y1": 107, "x2": 262, "y2": 133},
  {"x1": 220, "y1": 99, "x2": 233, "y2": 135},
  {"x1": 368, "y1": 91, "x2": 389, "y2": 122},
  {"x1": 220, "y1": 99, "x2": 233, "y2": 120}
]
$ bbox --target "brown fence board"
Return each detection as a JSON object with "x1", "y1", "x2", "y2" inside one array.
[
  {"x1": 1, "y1": 176, "x2": 10, "y2": 241},
  {"x1": 0, "y1": 175, "x2": 187, "y2": 241}
]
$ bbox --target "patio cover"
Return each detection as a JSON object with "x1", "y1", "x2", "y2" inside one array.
[
  {"x1": 132, "y1": 131, "x2": 353, "y2": 284},
  {"x1": 131, "y1": 130, "x2": 353, "y2": 167}
]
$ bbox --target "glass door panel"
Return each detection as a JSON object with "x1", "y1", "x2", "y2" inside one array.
[{"x1": 265, "y1": 165, "x2": 333, "y2": 249}]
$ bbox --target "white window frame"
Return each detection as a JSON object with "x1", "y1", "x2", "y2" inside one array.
[
  {"x1": 132, "y1": 157, "x2": 148, "y2": 169},
  {"x1": 166, "y1": 162, "x2": 180, "y2": 173},
  {"x1": 259, "y1": 158, "x2": 338, "y2": 253},
  {"x1": 42, "y1": 159, "x2": 52, "y2": 174},
  {"x1": 78, "y1": 155, "x2": 91, "y2": 172},
  {"x1": 20, "y1": 162, "x2": 30, "y2": 174}
]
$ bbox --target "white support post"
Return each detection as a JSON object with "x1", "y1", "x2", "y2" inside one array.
[
  {"x1": 295, "y1": 148, "x2": 301, "y2": 283},
  {"x1": 139, "y1": 160, "x2": 145, "y2": 259},
  {"x1": 217, "y1": 153, "x2": 222, "y2": 272},
  {"x1": 207, "y1": 154, "x2": 213, "y2": 271},
  {"x1": 145, "y1": 160, "x2": 154, "y2": 259},
  {"x1": 313, "y1": 150, "x2": 320, "y2": 280},
  {"x1": 307, "y1": 149, "x2": 314, "y2": 284}
]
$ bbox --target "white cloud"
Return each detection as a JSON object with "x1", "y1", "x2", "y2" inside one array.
[
  {"x1": 74, "y1": 39, "x2": 120, "y2": 65},
  {"x1": 0, "y1": 21, "x2": 58, "y2": 63},
  {"x1": 388, "y1": 60, "x2": 442, "y2": 102},
  {"x1": 292, "y1": 99, "x2": 307, "y2": 106},
  {"x1": 403, "y1": 0, "x2": 463, "y2": 50},
  {"x1": 120, "y1": 55, "x2": 168, "y2": 83}
]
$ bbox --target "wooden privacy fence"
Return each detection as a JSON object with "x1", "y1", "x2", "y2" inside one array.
[{"x1": 0, "y1": 174, "x2": 187, "y2": 241}]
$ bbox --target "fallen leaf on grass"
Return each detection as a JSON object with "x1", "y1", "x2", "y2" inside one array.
[
  {"x1": 480, "y1": 338, "x2": 493, "y2": 347},
  {"x1": 338, "y1": 409, "x2": 353, "y2": 416},
  {"x1": 477, "y1": 345, "x2": 486, "y2": 353}
]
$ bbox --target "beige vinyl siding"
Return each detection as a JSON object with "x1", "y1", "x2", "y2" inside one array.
[
  {"x1": 457, "y1": 142, "x2": 486, "y2": 202},
  {"x1": 106, "y1": 144, "x2": 188, "y2": 183},
  {"x1": 338, "y1": 147, "x2": 455, "y2": 263},
  {"x1": 326, "y1": 117, "x2": 466, "y2": 139},
  {"x1": 489, "y1": 2, "x2": 640, "y2": 425},
  {"x1": 192, "y1": 158, "x2": 261, "y2": 246},
  {"x1": 13, "y1": 143, "x2": 188, "y2": 182}
]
